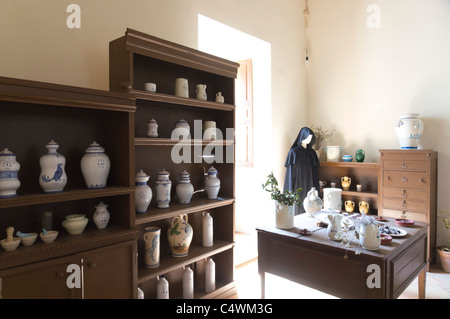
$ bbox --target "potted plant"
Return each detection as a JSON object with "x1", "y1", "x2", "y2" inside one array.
[
  {"x1": 310, "y1": 125, "x2": 335, "y2": 160},
  {"x1": 437, "y1": 209, "x2": 450, "y2": 273},
  {"x1": 262, "y1": 172, "x2": 302, "y2": 229}
]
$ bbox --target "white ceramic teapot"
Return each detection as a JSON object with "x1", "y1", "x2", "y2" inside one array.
[
  {"x1": 303, "y1": 187, "x2": 322, "y2": 217},
  {"x1": 357, "y1": 215, "x2": 380, "y2": 250},
  {"x1": 327, "y1": 214, "x2": 343, "y2": 241}
]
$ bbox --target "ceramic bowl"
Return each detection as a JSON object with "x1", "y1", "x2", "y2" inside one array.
[
  {"x1": 342, "y1": 155, "x2": 353, "y2": 162},
  {"x1": 40, "y1": 230, "x2": 58, "y2": 244},
  {"x1": 395, "y1": 218, "x2": 415, "y2": 227},
  {"x1": 20, "y1": 233, "x2": 38, "y2": 246},
  {"x1": 380, "y1": 234, "x2": 392, "y2": 245},
  {"x1": 1, "y1": 237, "x2": 21, "y2": 251},
  {"x1": 62, "y1": 214, "x2": 88, "y2": 235}
]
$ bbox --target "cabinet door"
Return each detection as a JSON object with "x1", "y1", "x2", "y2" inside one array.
[
  {"x1": 0, "y1": 256, "x2": 76, "y2": 299},
  {"x1": 81, "y1": 240, "x2": 136, "y2": 299}
]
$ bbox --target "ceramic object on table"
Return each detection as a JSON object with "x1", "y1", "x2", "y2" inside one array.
[
  {"x1": 394, "y1": 218, "x2": 415, "y2": 227},
  {"x1": 176, "y1": 170, "x2": 194, "y2": 204},
  {"x1": 175, "y1": 78, "x2": 189, "y2": 98},
  {"x1": 80, "y1": 141, "x2": 110, "y2": 189},
  {"x1": 196, "y1": 84, "x2": 207, "y2": 101},
  {"x1": 135, "y1": 169, "x2": 152, "y2": 213},
  {"x1": 16, "y1": 231, "x2": 38, "y2": 246},
  {"x1": 39, "y1": 230, "x2": 58, "y2": 243},
  {"x1": 39, "y1": 140, "x2": 67, "y2": 193},
  {"x1": 380, "y1": 234, "x2": 392, "y2": 245},
  {"x1": 167, "y1": 214, "x2": 193, "y2": 257},
  {"x1": 357, "y1": 215, "x2": 380, "y2": 250},
  {"x1": 0, "y1": 148, "x2": 21, "y2": 197},
  {"x1": 204, "y1": 166, "x2": 220, "y2": 199},
  {"x1": 323, "y1": 187, "x2": 342, "y2": 211},
  {"x1": 147, "y1": 119, "x2": 158, "y2": 138},
  {"x1": 93, "y1": 201, "x2": 110, "y2": 230},
  {"x1": 327, "y1": 214, "x2": 343, "y2": 241},
  {"x1": 324, "y1": 146, "x2": 342, "y2": 162},
  {"x1": 62, "y1": 214, "x2": 88, "y2": 235},
  {"x1": 275, "y1": 202, "x2": 294, "y2": 229},
  {"x1": 342, "y1": 154, "x2": 353, "y2": 162},
  {"x1": 1, "y1": 227, "x2": 21, "y2": 251},
  {"x1": 155, "y1": 169, "x2": 171, "y2": 208},
  {"x1": 341, "y1": 176, "x2": 351, "y2": 191},
  {"x1": 215, "y1": 92, "x2": 224, "y2": 103},
  {"x1": 303, "y1": 187, "x2": 322, "y2": 217},
  {"x1": 355, "y1": 149, "x2": 365, "y2": 162},
  {"x1": 394, "y1": 113, "x2": 423, "y2": 149}
]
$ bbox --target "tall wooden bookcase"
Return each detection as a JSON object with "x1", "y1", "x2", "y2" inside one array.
[{"x1": 109, "y1": 28, "x2": 239, "y2": 299}]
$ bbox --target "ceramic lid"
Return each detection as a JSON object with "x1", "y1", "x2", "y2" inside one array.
[
  {"x1": 135, "y1": 169, "x2": 150, "y2": 182},
  {"x1": 0, "y1": 148, "x2": 14, "y2": 156},
  {"x1": 175, "y1": 119, "x2": 189, "y2": 126},
  {"x1": 148, "y1": 118, "x2": 157, "y2": 124},
  {"x1": 85, "y1": 141, "x2": 105, "y2": 153},
  {"x1": 95, "y1": 201, "x2": 108, "y2": 208},
  {"x1": 207, "y1": 166, "x2": 218, "y2": 175},
  {"x1": 45, "y1": 140, "x2": 59, "y2": 152}
]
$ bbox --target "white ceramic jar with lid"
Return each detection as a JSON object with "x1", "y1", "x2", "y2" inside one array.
[{"x1": 0, "y1": 148, "x2": 21, "y2": 197}]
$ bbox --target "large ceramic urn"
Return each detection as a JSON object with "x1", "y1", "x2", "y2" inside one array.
[
  {"x1": 394, "y1": 113, "x2": 424, "y2": 149},
  {"x1": 39, "y1": 140, "x2": 67, "y2": 193},
  {"x1": 167, "y1": 214, "x2": 193, "y2": 257},
  {"x1": 0, "y1": 148, "x2": 21, "y2": 197},
  {"x1": 80, "y1": 141, "x2": 110, "y2": 189}
]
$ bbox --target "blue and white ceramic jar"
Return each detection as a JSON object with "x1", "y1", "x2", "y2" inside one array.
[
  {"x1": 39, "y1": 140, "x2": 67, "y2": 193},
  {"x1": 205, "y1": 166, "x2": 220, "y2": 199},
  {"x1": 80, "y1": 141, "x2": 110, "y2": 189},
  {"x1": 93, "y1": 201, "x2": 110, "y2": 230},
  {"x1": 135, "y1": 169, "x2": 152, "y2": 213},
  {"x1": 176, "y1": 170, "x2": 194, "y2": 204},
  {"x1": 0, "y1": 148, "x2": 21, "y2": 197},
  {"x1": 394, "y1": 113, "x2": 424, "y2": 149},
  {"x1": 155, "y1": 169, "x2": 171, "y2": 208}
]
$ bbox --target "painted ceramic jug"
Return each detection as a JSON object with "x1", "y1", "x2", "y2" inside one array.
[
  {"x1": 144, "y1": 226, "x2": 160, "y2": 268},
  {"x1": 344, "y1": 200, "x2": 355, "y2": 213},
  {"x1": 167, "y1": 214, "x2": 193, "y2": 257},
  {"x1": 327, "y1": 214, "x2": 343, "y2": 241},
  {"x1": 155, "y1": 169, "x2": 171, "y2": 208},
  {"x1": 93, "y1": 201, "x2": 110, "y2": 230},
  {"x1": 355, "y1": 149, "x2": 365, "y2": 162},
  {"x1": 357, "y1": 215, "x2": 380, "y2": 250},
  {"x1": 204, "y1": 166, "x2": 220, "y2": 199},
  {"x1": 135, "y1": 169, "x2": 152, "y2": 213},
  {"x1": 196, "y1": 84, "x2": 207, "y2": 100},
  {"x1": 176, "y1": 170, "x2": 194, "y2": 204},
  {"x1": 303, "y1": 187, "x2": 322, "y2": 217},
  {"x1": 80, "y1": 141, "x2": 110, "y2": 189},
  {"x1": 341, "y1": 176, "x2": 351, "y2": 191},
  {"x1": 359, "y1": 201, "x2": 370, "y2": 215},
  {"x1": 39, "y1": 140, "x2": 67, "y2": 193},
  {"x1": 0, "y1": 148, "x2": 21, "y2": 197}
]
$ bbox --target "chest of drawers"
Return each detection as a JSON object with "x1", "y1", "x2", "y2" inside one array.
[{"x1": 379, "y1": 149, "x2": 437, "y2": 263}]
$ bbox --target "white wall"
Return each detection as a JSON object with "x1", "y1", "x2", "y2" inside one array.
[{"x1": 307, "y1": 0, "x2": 450, "y2": 246}]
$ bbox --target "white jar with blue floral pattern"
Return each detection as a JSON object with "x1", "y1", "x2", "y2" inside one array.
[{"x1": 0, "y1": 148, "x2": 21, "y2": 197}]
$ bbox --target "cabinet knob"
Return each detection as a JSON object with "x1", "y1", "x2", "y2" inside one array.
[
  {"x1": 401, "y1": 162, "x2": 408, "y2": 169},
  {"x1": 88, "y1": 262, "x2": 96, "y2": 268},
  {"x1": 419, "y1": 178, "x2": 425, "y2": 183},
  {"x1": 56, "y1": 271, "x2": 65, "y2": 279},
  {"x1": 401, "y1": 201, "x2": 407, "y2": 209},
  {"x1": 386, "y1": 176, "x2": 391, "y2": 180},
  {"x1": 401, "y1": 190, "x2": 407, "y2": 198},
  {"x1": 401, "y1": 176, "x2": 408, "y2": 182}
]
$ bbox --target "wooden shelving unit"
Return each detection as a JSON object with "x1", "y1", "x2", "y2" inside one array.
[{"x1": 109, "y1": 28, "x2": 239, "y2": 299}]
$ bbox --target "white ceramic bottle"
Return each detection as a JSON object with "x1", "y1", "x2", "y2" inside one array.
[
  {"x1": 93, "y1": 201, "x2": 110, "y2": 230},
  {"x1": 182, "y1": 266, "x2": 194, "y2": 299},
  {"x1": 80, "y1": 141, "x2": 110, "y2": 189},
  {"x1": 135, "y1": 169, "x2": 152, "y2": 213},
  {"x1": 202, "y1": 212, "x2": 213, "y2": 247},
  {"x1": 0, "y1": 148, "x2": 21, "y2": 197},
  {"x1": 155, "y1": 169, "x2": 171, "y2": 208},
  {"x1": 137, "y1": 285, "x2": 144, "y2": 299},
  {"x1": 205, "y1": 166, "x2": 220, "y2": 199},
  {"x1": 147, "y1": 118, "x2": 158, "y2": 138},
  {"x1": 156, "y1": 275, "x2": 169, "y2": 299},
  {"x1": 176, "y1": 170, "x2": 194, "y2": 204},
  {"x1": 39, "y1": 140, "x2": 67, "y2": 193},
  {"x1": 205, "y1": 258, "x2": 216, "y2": 293}
]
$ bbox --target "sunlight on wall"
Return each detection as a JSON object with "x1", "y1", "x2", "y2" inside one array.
[{"x1": 198, "y1": 14, "x2": 274, "y2": 233}]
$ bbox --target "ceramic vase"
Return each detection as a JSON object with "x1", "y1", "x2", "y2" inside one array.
[
  {"x1": 80, "y1": 141, "x2": 110, "y2": 189},
  {"x1": 93, "y1": 201, "x2": 110, "y2": 230},
  {"x1": 302, "y1": 187, "x2": 322, "y2": 217},
  {"x1": 175, "y1": 78, "x2": 189, "y2": 98},
  {"x1": 155, "y1": 169, "x2": 171, "y2": 208},
  {"x1": 205, "y1": 166, "x2": 220, "y2": 199},
  {"x1": 205, "y1": 258, "x2": 216, "y2": 293},
  {"x1": 144, "y1": 226, "x2": 160, "y2": 269},
  {"x1": 39, "y1": 140, "x2": 67, "y2": 193},
  {"x1": 182, "y1": 266, "x2": 194, "y2": 299},
  {"x1": 341, "y1": 176, "x2": 351, "y2": 191},
  {"x1": 135, "y1": 169, "x2": 152, "y2": 213},
  {"x1": 0, "y1": 148, "x2": 21, "y2": 197},
  {"x1": 355, "y1": 149, "x2": 365, "y2": 162},
  {"x1": 176, "y1": 170, "x2": 194, "y2": 204},
  {"x1": 62, "y1": 214, "x2": 88, "y2": 235},
  {"x1": 147, "y1": 119, "x2": 158, "y2": 138},
  {"x1": 275, "y1": 202, "x2": 294, "y2": 229},
  {"x1": 215, "y1": 92, "x2": 224, "y2": 103},
  {"x1": 167, "y1": 214, "x2": 193, "y2": 257},
  {"x1": 196, "y1": 84, "x2": 207, "y2": 101},
  {"x1": 394, "y1": 113, "x2": 424, "y2": 149},
  {"x1": 202, "y1": 212, "x2": 213, "y2": 247},
  {"x1": 156, "y1": 276, "x2": 169, "y2": 299}
]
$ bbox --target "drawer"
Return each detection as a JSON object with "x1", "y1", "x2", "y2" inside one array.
[
  {"x1": 383, "y1": 159, "x2": 426, "y2": 172},
  {"x1": 383, "y1": 171, "x2": 428, "y2": 189},
  {"x1": 382, "y1": 188, "x2": 428, "y2": 201},
  {"x1": 380, "y1": 151, "x2": 431, "y2": 161},
  {"x1": 382, "y1": 198, "x2": 427, "y2": 213},
  {"x1": 381, "y1": 209, "x2": 428, "y2": 222}
]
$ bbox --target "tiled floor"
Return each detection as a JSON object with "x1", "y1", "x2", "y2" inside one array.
[{"x1": 233, "y1": 232, "x2": 450, "y2": 299}]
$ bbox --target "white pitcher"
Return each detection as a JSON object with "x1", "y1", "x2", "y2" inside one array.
[
  {"x1": 303, "y1": 187, "x2": 322, "y2": 217},
  {"x1": 357, "y1": 216, "x2": 380, "y2": 250},
  {"x1": 323, "y1": 187, "x2": 342, "y2": 211},
  {"x1": 327, "y1": 214, "x2": 343, "y2": 241},
  {"x1": 196, "y1": 84, "x2": 207, "y2": 101}
]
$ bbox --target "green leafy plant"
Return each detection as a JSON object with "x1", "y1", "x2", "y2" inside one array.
[{"x1": 262, "y1": 172, "x2": 302, "y2": 206}]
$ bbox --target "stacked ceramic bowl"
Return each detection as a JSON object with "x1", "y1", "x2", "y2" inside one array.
[{"x1": 342, "y1": 155, "x2": 353, "y2": 162}]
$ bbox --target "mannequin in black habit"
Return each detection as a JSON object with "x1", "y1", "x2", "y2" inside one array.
[{"x1": 283, "y1": 127, "x2": 320, "y2": 215}]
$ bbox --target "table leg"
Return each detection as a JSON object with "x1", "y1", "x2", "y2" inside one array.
[
  {"x1": 260, "y1": 272, "x2": 265, "y2": 299},
  {"x1": 418, "y1": 267, "x2": 426, "y2": 299}
]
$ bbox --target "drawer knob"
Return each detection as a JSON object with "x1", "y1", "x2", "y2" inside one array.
[
  {"x1": 88, "y1": 262, "x2": 96, "y2": 268},
  {"x1": 401, "y1": 162, "x2": 408, "y2": 169},
  {"x1": 401, "y1": 201, "x2": 407, "y2": 209},
  {"x1": 401, "y1": 176, "x2": 408, "y2": 182},
  {"x1": 419, "y1": 178, "x2": 425, "y2": 183},
  {"x1": 56, "y1": 271, "x2": 65, "y2": 279},
  {"x1": 386, "y1": 176, "x2": 391, "y2": 180},
  {"x1": 401, "y1": 190, "x2": 407, "y2": 198}
]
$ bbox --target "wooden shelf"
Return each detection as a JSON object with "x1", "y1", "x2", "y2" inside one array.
[
  {"x1": 0, "y1": 186, "x2": 134, "y2": 209},
  {"x1": 135, "y1": 137, "x2": 234, "y2": 146},
  {"x1": 137, "y1": 240, "x2": 234, "y2": 283},
  {"x1": 131, "y1": 89, "x2": 235, "y2": 111},
  {"x1": 341, "y1": 190, "x2": 378, "y2": 198},
  {"x1": 320, "y1": 161, "x2": 380, "y2": 169},
  {"x1": 135, "y1": 197, "x2": 235, "y2": 225}
]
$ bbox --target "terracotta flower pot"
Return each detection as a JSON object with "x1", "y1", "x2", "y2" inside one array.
[{"x1": 437, "y1": 248, "x2": 450, "y2": 273}]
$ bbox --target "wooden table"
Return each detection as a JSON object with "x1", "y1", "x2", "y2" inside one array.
[{"x1": 257, "y1": 214, "x2": 428, "y2": 299}]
